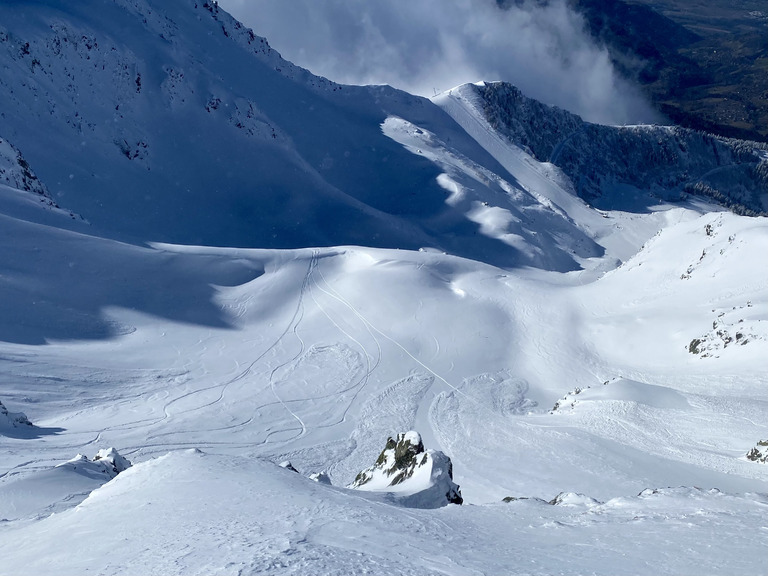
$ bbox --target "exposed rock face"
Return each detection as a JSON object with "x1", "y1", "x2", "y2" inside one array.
[
  {"x1": 474, "y1": 81, "x2": 768, "y2": 215},
  {"x1": 350, "y1": 431, "x2": 463, "y2": 508}
]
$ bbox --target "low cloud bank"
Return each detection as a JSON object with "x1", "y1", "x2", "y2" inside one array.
[{"x1": 219, "y1": 0, "x2": 661, "y2": 126}]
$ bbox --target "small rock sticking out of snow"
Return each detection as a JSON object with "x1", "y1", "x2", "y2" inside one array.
[
  {"x1": 549, "y1": 492, "x2": 604, "y2": 508},
  {"x1": 279, "y1": 460, "x2": 299, "y2": 473},
  {"x1": 0, "y1": 400, "x2": 33, "y2": 430},
  {"x1": 349, "y1": 431, "x2": 462, "y2": 508},
  {"x1": 746, "y1": 440, "x2": 768, "y2": 463}
]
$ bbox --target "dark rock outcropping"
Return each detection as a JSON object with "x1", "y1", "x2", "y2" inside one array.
[
  {"x1": 58, "y1": 447, "x2": 132, "y2": 480},
  {"x1": 350, "y1": 431, "x2": 462, "y2": 508},
  {"x1": 474, "y1": 81, "x2": 768, "y2": 215},
  {"x1": 746, "y1": 440, "x2": 768, "y2": 463}
]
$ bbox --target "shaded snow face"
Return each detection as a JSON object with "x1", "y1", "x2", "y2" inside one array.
[
  {"x1": 2, "y1": 451, "x2": 768, "y2": 575},
  {"x1": 219, "y1": 0, "x2": 659, "y2": 125}
]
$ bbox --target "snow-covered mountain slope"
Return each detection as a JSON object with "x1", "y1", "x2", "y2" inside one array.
[
  {"x1": 1, "y1": 1, "x2": 759, "y2": 268},
  {"x1": 0, "y1": 0, "x2": 586, "y2": 269},
  {"x1": 1, "y1": 194, "x2": 765, "y2": 573},
  {"x1": 436, "y1": 82, "x2": 768, "y2": 214},
  {"x1": 0, "y1": 1, "x2": 766, "y2": 574}
]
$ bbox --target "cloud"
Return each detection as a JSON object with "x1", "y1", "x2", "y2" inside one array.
[{"x1": 217, "y1": 0, "x2": 661, "y2": 125}]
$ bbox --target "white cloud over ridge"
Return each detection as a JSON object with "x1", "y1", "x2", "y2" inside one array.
[{"x1": 218, "y1": 0, "x2": 661, "y2": 126}]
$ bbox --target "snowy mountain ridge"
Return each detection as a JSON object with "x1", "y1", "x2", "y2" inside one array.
[
  {"x1": 0, "y1": 1, "x2": 766, "y2": 574},
  {"x1": 440, "y1": 82, "x2": 768, "y2": 214},
  {"x1": 1, "y1": 0, "x2": 492, "y2": 254}
]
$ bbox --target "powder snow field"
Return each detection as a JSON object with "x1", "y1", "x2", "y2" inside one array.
[{"x1": 0, "y1": 1, "x2": 767, "y2": 575}]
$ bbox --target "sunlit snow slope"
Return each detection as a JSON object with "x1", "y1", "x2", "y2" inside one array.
[{"x1": 0, "y1": 1, "x2": 766, "y2": 575}]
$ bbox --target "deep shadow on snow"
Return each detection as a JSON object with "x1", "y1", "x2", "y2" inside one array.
[{"x1": 0, "y1": 215, "x2": 263, "y2": 344}]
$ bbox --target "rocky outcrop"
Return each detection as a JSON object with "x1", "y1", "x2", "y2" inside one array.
[
  {"x1": 475, "y1": 81, "x2": 768, "y2": 215},
  {"x1": 309, "y1": 472, "x2": 332, "y2": 485},
  {"x1": 746, "y1": 440, "x2": 768, "y2": 463},
  {"x1": 0, "y1": 137, "x2": 51, "y2": 198},
  {"x1": 350, "y1": 431, "x2": 462, "y2": 508},
  {"x1": 279, "y1": 460, "x2": 299, "y2": 473},
  {"x1": 0, "y1": 399, "x2": 33, "y2": 430},
  {"x1": 549, "y1": 492, "x2": 603, "y2": 507},
  {"x1": 57, "y1": 448, "x2": 132, "y2": 480}
]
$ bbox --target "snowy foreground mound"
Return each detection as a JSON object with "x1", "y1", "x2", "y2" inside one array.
[
  {"x1": 439, "y1": 82, "x2": 768, "y2": 214},
  {"x1": 350, "y1": 431, "x2": 463, "y2": 508},
  {"x1": 0, "y1": 449, "x2": 765, "y2": 575}
]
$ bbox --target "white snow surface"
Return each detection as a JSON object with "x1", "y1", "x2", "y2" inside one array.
[{"x1": 0, "y1": 1, "x2": 766, "y2": 575}]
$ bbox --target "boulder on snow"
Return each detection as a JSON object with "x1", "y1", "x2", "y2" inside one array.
[
  {"x1": 746, "y1": 440, "x2": 768, "y2": 463},
  {"x1": 93, "y1": 447, "x2": 132, "y2": 475},
  {"x1": 548, "y1": 492, "x2": 603, "y2": 508},
  {"x1": 57, "y1": 448, "x2": 132, "y2": 481},
  {"x1": 279, "y1": 460, "x2": 299, "y2": 473},
  {"x1": 309, "y1": 472, "x2": 332, "y2": 485},
  {"x1": 502, "y1": 496, "x2": 548, "y2": 504},
  {"x1": 0, "y1": 400, "x2": 33, "y2": 430},
  {"x1": 349, "y1": 431, "x2": 462, "y2": 508}
]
